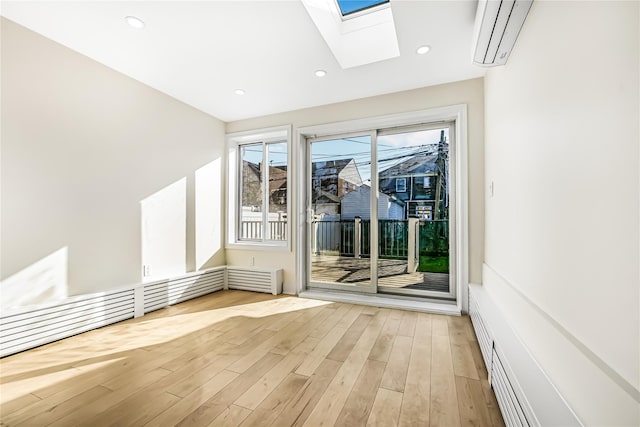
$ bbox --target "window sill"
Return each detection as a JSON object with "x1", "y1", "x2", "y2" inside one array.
[{"x1": 226, "y1": 242, "x2": 290, "y2": 252}]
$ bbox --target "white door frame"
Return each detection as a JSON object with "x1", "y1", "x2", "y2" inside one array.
[{"x1": 296, "y1": 104, "x2": 469, "y2": 313}]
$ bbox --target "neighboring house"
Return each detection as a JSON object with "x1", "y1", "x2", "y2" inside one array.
[
  {"x1": 241, "y1": 160, "x2": 288, "y2": 214},
  {"x1": 341, "y1": 185, "x2": 404, "y2": 220},
  {"x1": 379, "y1": 147, "x2": 448, "y2": 220},
  {"x1": 311, "y1": 158, "x2": 362, "y2": 216}
]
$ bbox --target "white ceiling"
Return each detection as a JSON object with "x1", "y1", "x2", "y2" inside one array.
[{"x1": 1, "y1": 0, "x2": 485, "y2": 122}]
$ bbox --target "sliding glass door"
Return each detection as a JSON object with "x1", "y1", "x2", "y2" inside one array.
[
  {"x1": 307, "y1": 123, "x2": 455, "y2": 299},
  {"x1": 308, "y1": 132, "x2": 376, "y2": 293},
  {"x1": 376, "y1": 124, "x2": 455, "y2": 298}
]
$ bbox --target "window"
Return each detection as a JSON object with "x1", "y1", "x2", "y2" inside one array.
[
  {"x1": 335, "y1": 0, "x2": 389, "y2": 16},
  {"x1": 227, "y1": 126, "x2": 291, "y2": 248},
  {"x1": 396, "y1": 178, "x2": 407, "y2": 192},
  {"x1": 423, "y1": 176, "x2": 432, "y2": 188}
]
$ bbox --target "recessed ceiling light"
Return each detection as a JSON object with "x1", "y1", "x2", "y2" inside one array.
[
  {"x1": 315, "y1": 69, "x2": 327, "y2": 78},
  {"x1": 234, "y1": 89, "x2": 246, "y2": 96},
  {"x1": 416, "y1": 45, "x2": 431, "y2": 55},
  {"x1": 125, "y1": 16, "x2": 145, "y2": 29}
]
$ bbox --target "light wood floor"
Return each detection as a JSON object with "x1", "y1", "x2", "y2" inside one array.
[{"x1": 0, "y1": 290, "x2": 504, "y2": 427}]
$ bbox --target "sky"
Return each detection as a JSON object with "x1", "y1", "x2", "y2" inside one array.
[{"x1": 242, "y1": 127, "x2": 449, "y2": 182}]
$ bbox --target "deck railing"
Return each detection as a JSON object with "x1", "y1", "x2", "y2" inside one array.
[
  {"x1": 311, "y1": 219, "x2": 448, "y2": 259},
  {"x1": 240, "y1": 221, "x2": 287, "y2": 240}
]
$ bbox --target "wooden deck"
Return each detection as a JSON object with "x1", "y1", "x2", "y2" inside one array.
[
  {"x1": 0, "y1": 290, "x2": 503, "y2": 427},
  {"x1": 311, "y1": 255, "x2": 450, "y2": 293}
]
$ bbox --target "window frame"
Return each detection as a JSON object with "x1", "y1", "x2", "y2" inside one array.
[
  {"x1": 226, "y1": 125, "x2": 292, "y2": 251},
  {"x1": 396, "y1": 177, "x2": 407, "y2": 192}
]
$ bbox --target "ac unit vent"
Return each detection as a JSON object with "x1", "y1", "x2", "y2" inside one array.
[
  {"x1": 143, "y1": 268, "x2": 225, "y2": 313},
  {"x1": 0, "y1": 289, "x2": 135, "y2": 358},
  {"x1": 226, "y1": 267, "x2": 283, "y2": 295},
  {"x1": 472, "y1": 0, "x2": 533, "y2": 66}
]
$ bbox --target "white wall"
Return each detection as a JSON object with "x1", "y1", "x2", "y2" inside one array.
[
  {"x1": 484, "y1": 1, "x2": 639, "y2": 424},
  {"x1": 1, "y1": 18, "x2": 226, "y2": 305},
  {"x1": 226, "y1": 78, "x2": 484, "y2": 294}
]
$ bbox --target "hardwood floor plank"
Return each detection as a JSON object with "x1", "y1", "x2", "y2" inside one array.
[
  {"x1": 451, "y1": 341, "x2": 480, "y2": 380},
  {"x1": 468, "y1": 337, "x2": 489, "y2": 381},
  {"x1": 0, "y1": 392, "x2": 41, "y2": 417},
  {"x1": 335, "y1": 304, "x2": 365, "y2": 329},
  {"x1": 176, "y1": 352, "x2": 283, "y2": 427},
  {"x1": 1, "y1": 364, "x2": 164, "y2": 426},
  {"x1": 366, "y1": 388, "x2": 403, "y2": 427},
  {"x1": 234, "y1": 352, "x2": 305, "y2": 410},
  {"x1": 296, "y1": 325, "x2": 348, "y2": 377},
  {"x1": 144, "y1": 369, "x2": 239, "y2": 427},
  {"x1": 31, "y1": 348, "x2": 151, "y2": 399},
  {"x1": 368, "y1": 317, "x2": 400, "y2": 363},
  {"x1": 481, "y1": 380, "x2": 506, "y2": 427},
  {"x1": 48, "y1": 367, "x2": 173, "y2": 427},
  {"x1": 327, "y1": 313, "x2": 373, "y2": 362},
  {"x1": 272, "y1": 358, "x2": 342, "y2": 427},
  {"x1": 455, "y1": 375, "x2": 493, "y2": 427},
  {"x1": 447, "y1": 315, "x2": 470, "y2": 345},
  {"x1": 228, "y1": 320, "x2": 306, "y2": 374},
  {"x1": 308, "y1": 304, "x2": 351, "y2": 339},
  {"x1": 238, "y1": 373, "x2": 308, "y2": 427},
  {"x1": 207, "y1": 404, "x2": 252, "y2": 427},
  {"x1": 271, "y1": 306, "x2": 333, "y2": 356},
  {"x1": 14, "y1": 385, "x2": 111, "y2": 426},
  {"x1": 415, "y1": 312, "x2": 433, "y2": 340},
  {"x1": 398, "y1": 323, "x2": 431, "y2": 427},
  {"x1": 432, "y1": 315, "x2": 449, "y2": 336},
  {"x1": 334, "y1": 359, "x2": 386, "y2": 427},
  {"x1": 380, "y1": 335, "x2": 412, "y2": 392},
  {"x1": 397, "y1": 311, "x2": 417, "y2": 337},
  {"x1": 93, "y1": 390, "x2": 181, "y2": 427},
  {"x1": 302, "y1": 309, "x2": 389, "y2": 427},
  {"x1": 430, "y1": 334, "x2": 461, "y2": 427}
]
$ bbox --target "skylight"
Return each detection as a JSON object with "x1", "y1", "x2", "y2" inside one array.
[{"x1": 335, "y1": 0, "x2": 389, "y2": 16}]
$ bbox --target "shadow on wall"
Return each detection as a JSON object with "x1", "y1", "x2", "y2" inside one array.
[
  {"x1": 140, "y1": 158, "x2": 224, "y2": 284},
  {"x1": 1, "y1": 247, "x2": 68, "y2": 309},
  {"x1": 141, "y1": 177, "x2": 187, "y2": 283},
  {"x1": 195, "y1": 158, "x2": 223, "y2": 270},
  {"x1": 1, "y1": 158, "x2": 224, "y2": 310}
]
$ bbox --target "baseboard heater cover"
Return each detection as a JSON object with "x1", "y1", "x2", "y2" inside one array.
[
  {"x1": 1, "y1": 266, "x2": 284, "y2": 357},
  {"x1": 469, "y1": 290, "x2": 493, "y2": 379},
  {"x1": 143, "y1": 267, "x2": 225, "y2": 313},
  {"x1": 469, "y1": 282, "x2": 581, "y2": 427},
  {"x1": 0, "y1": 288, "x2": 135, "y2": 358},
  {"x1": 226, "y1": 266, "x2": 283, "y2": 295}
]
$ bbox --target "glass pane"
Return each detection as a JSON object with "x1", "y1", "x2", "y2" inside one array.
[
  {"x1": 240, "y1": 144, "x2": 263, "y2": 240},
  {"x1": 336, "y1": 0, "x2": 389, "y2": 16},
  {"x1": 310, "y1": 135, "x2": 371, "y2": 288},
  {"x1": 377, "y1": 128, "x2": 451, "y2": 295},
  {"x1": 267, "y1": 142, "x2": 288, "y2": 241}
]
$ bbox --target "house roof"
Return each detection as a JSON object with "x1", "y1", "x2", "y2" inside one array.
[{"x1": 379, "y1": 154, "x2": 439, "y2": 178}]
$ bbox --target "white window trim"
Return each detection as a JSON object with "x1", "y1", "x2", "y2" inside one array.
[
  {"x1": 295, "y1": 105, "x2": 469, "y2": 314},
  {"x1": 226, "y1": 125, "x2": 292, "y2": 251},
  {"x1": 396, "y1": 178, "x2": 407, "y2": 192}
]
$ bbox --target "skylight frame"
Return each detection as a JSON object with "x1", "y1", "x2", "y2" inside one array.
[{"x1": 334, "y1": 0, "x2": 390, "y2": 20}]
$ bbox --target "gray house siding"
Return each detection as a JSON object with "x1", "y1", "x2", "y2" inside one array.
[{"x1": 341, "y1": 186, "x2": 404, "y2": 220}]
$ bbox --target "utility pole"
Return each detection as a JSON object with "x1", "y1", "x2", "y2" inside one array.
[{"x1": 433, "y1": 130, "x2": 445, "y2": 220}]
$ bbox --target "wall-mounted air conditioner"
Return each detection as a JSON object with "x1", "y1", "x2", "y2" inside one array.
[{"x1": 472, "y1": 0, "x2": 533, "y2": 66}]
